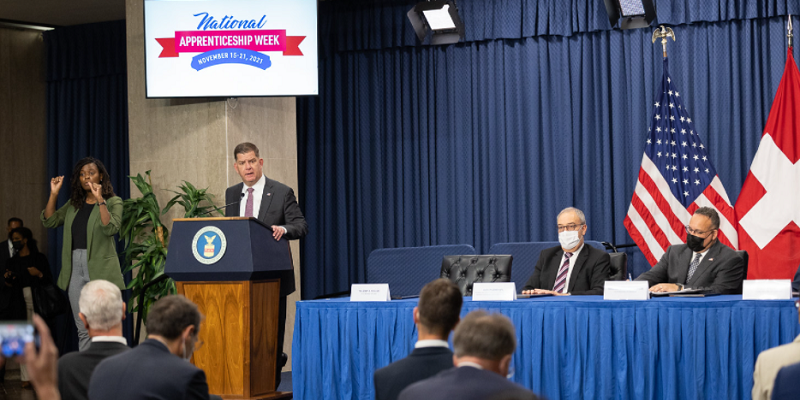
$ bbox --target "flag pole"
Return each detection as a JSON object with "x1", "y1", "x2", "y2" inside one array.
[
  {"x1": 789, "y1": 15, "x2": 793, "y2": 48},
  {"x1": 651, "y1": 25, "x2": 676, "y2": 58}
]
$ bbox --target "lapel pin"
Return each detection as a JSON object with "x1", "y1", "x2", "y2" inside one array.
[
  {"x1": 267, "y1": 193, "x2": 272, "y2": 196},
  {"x1": 708, "y1": 258, "x2": 714, "y2": 262}
]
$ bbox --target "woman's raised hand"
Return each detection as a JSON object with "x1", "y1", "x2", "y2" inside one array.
[{"x1": 50, "y1": 176, "x2": 64, "y2": 195}]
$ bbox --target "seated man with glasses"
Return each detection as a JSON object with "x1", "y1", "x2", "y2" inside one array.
[
  {"x1": 636, "y1": 207, "x2": 745, "y2": 294},
  {"x1": 521, "y1": 207, "x2": 611, "y2": 296}
]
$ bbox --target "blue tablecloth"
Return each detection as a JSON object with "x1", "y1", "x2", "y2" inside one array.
[{"x1": 292, "y1": 296, "x2": 799, "y2": 400}]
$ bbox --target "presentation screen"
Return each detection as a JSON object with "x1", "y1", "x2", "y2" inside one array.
[{"x1": 143, "y1": 0, "x2": 318, "y2": 98}]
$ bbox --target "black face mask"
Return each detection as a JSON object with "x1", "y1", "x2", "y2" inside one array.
[
  {"x1": 11, "y1": 240, "x2": 24, "y2": 251},
  {"x1": 686, "y1": 233, "x2": 708, "y2": 252}
]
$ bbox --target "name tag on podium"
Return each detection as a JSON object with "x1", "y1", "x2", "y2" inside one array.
[
  {"x1": 472, "y1": 282, "x2": 517, "y2": 301},
  {"x1": 350, "y1": 284, "x2": 391, "y2": 301},
  {"x1": 604, "y1": 281, "x2": 650, "y2": 300},
  {"x1": 742, "y1": 280, "x2": 792, "y2": 300}
]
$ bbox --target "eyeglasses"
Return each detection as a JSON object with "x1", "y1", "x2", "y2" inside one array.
[
  {"x1": 685, "y1": 225, "x2": 715, "y2": 237},
  {"x1": 557, "y1": 224, "x2": 584, "y2": 232}
]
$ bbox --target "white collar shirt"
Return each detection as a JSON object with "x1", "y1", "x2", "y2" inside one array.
[
  {"x1": 7, "y1": 239, "x2": 13, "y2": 257},
  {"x1": 91, "y1": 336, "x2": 128, "y2": 345},
  {"x1": 239, "y1": 175, "x2": 267, "y2": 218},
  {"x1": 691, "y1": 248, "x2": 710, "y2": 267},
  {"x1": 415, "y1": 339, "x2": 449, "y2": 349}
]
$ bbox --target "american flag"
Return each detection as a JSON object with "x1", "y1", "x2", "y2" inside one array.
[{"x1": 624, "y1": 58, "x2": 738, "y2": 266}]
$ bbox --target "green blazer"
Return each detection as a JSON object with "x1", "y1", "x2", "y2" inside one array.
[{"x1": 40, "y1": 196, "x2": 125, "y2": 291}]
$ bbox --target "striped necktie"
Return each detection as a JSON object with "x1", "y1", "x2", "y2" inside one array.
[{"x1": 553, "y1": 252, "x2": 573, "y2": 293}]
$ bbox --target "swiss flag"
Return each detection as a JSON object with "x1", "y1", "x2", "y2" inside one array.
[{"x1": 735, "y1": 48, "x2": 800, "y2": 279}]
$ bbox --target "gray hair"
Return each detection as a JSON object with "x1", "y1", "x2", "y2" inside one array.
[
  {"x1": 693, "y1": 207, "x2": 720, "y2": 230},
  {"x1": 557, "y1": 207, "x2": 586, "y2": 225},
  {"x1": 79, "y1": 280, "x2": 124, "y2": 331},
  {"x1": 453, "y1": 310, "x2": 516, "y2": 361}
]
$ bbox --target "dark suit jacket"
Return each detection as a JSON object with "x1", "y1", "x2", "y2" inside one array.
[
  {"x1": 225, "y1": 177, "x2": 308, "y2": 240},
  {"x1": 771, "y1": 361, "x2": 800, "y2": 400},
  {"x1": 521, "y1": 244, "x2": 611, "y2": 295},
  {"x1": 58, "y1": 341, "x2": 130, "y2": 400},
  {"x1": 226, "y1": 177, "x2": 307, "y2": 296},
  {"x1": 398, "y1": 366, "x2": 538, "y2": 400},
  {"x1": 374, "y1": 347, "x2": 454, "y2": 400},
  {"x1": 88, "y1": 339, "x2": 210, "y2": 400},
  {"x1": 635, "y1": 240, "x2": 745, "y2": 294}
]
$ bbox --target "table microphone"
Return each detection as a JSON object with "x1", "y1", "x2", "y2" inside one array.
[{"x1": 197, "y1": 192, "x2": 244, "y2": 217}]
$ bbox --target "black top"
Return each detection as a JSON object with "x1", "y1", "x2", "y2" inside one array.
[
  {"x1": 58, "y1": 341, "x2": 130, "y2": 400},
  {"x1": 72, "y1": 202, "x2": 95, "y2": 250},
  {"x1": 374, "y1": 347, "x2": 455, "y2": 400}
]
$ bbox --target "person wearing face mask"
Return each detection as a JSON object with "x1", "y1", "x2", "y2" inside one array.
[
  {"x1": 4, "y1": 226, "x2": 53, "y2": 388},
  {"x1": 635, "y1": 207, "x2": 745, "y2": 294},
  {"x1": 520, "y1": 207, "x2": 611, "y2": 296},
  {"x1": 87, "y1": 295, "x2": 212, "y2": 400},
  {"x1": 41, "y1": 157, "x2": 125, "y2": 351}
]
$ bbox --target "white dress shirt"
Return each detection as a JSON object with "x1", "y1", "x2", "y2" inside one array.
[
  {"x1": 239, "y1": 174, "x2": 267, "y2": 218},
  {"x1": 456, "y1": 361, "x2": 484, "y2": 370},
  {"x1": 561, "y1": 243, "x2": 585, "y2": 293},
  {"x1": 7, "y1": 239, "x2": 13, "y2": 257},
  {"x1": 91, "y1": 336, "x2": 128, "y2": 345},
  {"x1": 415, "y1": 339, "x2": 449, "y2": 349}
]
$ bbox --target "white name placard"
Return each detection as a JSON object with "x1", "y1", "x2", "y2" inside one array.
[
  {"x1": 742, "y1": 280, "x2": 792, "y2": 300},
  {"x1": 350, "y1": 284, "x2": 391, "y2": 302},
  {"x1": 472, "y1": 282, "x2": 517, "y2": 301},
  {"x1": 604, "y1": 281, "x2": 650, "y2": 300}
]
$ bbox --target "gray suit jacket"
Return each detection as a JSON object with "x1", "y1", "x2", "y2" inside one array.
[{"x1": 635, "y1": 240, "x2": 745, "y2": 294}]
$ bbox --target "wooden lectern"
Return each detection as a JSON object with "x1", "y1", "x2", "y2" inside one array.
[{"x1": 166, "y1": 217, "x2": 292, "y2": 399}]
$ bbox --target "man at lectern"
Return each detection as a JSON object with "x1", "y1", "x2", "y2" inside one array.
[{"x1": 225, "y1": 142, "x2": 308, "y2": 389}]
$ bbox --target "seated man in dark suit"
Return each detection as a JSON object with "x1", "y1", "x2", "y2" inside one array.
[
  {"x1": 58, "y1": 280, "x2": 129, "y2": 400},
  {"x1": 636, "y1": 207, "x2": 745, "y2": 294},
  {"x1": 88, "y1": 295, "x2": 210, "y2": 400},
  {"x1": 521, "y1": 207, "x2": 610, "y2": 295},
  {"x1": 770, "y1": 360, "x2": 800, "y2": 400},
  {"x1": 374, "y1": 279, "x2": 463, "y2": 400},
  {"x1": 398, "y1": 311, "x2": 539, "y2": 400}
]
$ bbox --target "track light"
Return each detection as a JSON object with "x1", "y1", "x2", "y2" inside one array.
[
  {"x1": 603, "y1": 0, "x2": 656, "y2": 30},
  {"x1": 407, "y1": 1, "x2": 465, "y2": 45}
]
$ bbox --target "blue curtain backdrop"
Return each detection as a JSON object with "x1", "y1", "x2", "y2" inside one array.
[
  {"x1": 297, "y1": 0, "x2": 800, "y2": 300},
  {"x1": 43, "y1": 20, "x2": 131, "y2": 352}
]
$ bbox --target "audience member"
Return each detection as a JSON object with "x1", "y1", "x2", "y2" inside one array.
[
  {"x1": 0, "y1": 314, "x2": 61, "y2": 400},
  {"x1": 636, "y1": 207, "x2": 745, "y2": 294},
  {"x1": 0, "y1": 217, "x2": 25, "y2": 382},
  {"x1": 751, "y1": 299, "x2": 800, "y2": 400},
  {"x1": 374, "y1": 279, "x2": 463, "y2": 400},
  {"x1": 88, "y1": 295, "x2": 210, "y2": 400},
  {"x1": 521, "y1": 207, "x2": 611, "y2": 295},
  {"x1": 58, "y1": 280, "x2": 129, "y2": 400},
  {"x1": 4, "y1": 226, "x2": 53, "y2": 387},
  {"x1": 770, "y1": 360, "x2": 800, "y2": 400},
  {"x1": 398, "y1": 311, "x2": 538, "y2": 400}
]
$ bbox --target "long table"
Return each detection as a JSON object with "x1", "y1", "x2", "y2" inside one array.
[{"x1": 292, "y1": 296, "x2": 798, "y2": 400}]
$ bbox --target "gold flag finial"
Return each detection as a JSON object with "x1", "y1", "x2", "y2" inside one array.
[{"x1": 651, "y1": 25, "x2": 676, "y2": 58}]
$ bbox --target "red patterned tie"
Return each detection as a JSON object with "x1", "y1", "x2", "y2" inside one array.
[
  {"x1": 553, "y1": 252, "x2": 573, "y2": 293},
  {"x1": 244, "y1": 187, "x2": 255, "y2": 217}
]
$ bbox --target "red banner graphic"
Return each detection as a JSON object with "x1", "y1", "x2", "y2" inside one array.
[{"x1": 156, "y1": 30, "x2": 305, "y2": 58}]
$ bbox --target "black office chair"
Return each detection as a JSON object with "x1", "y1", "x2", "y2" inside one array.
[
  {"x1": 608, "y1": 252, "x2": 628, "y2": 281},
  {"x1": 440, "y1": 255, "x2": 513, "y2": 296},
  {"x1": 735, "y1": 250, "x2": 749, "y2": 293}
]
